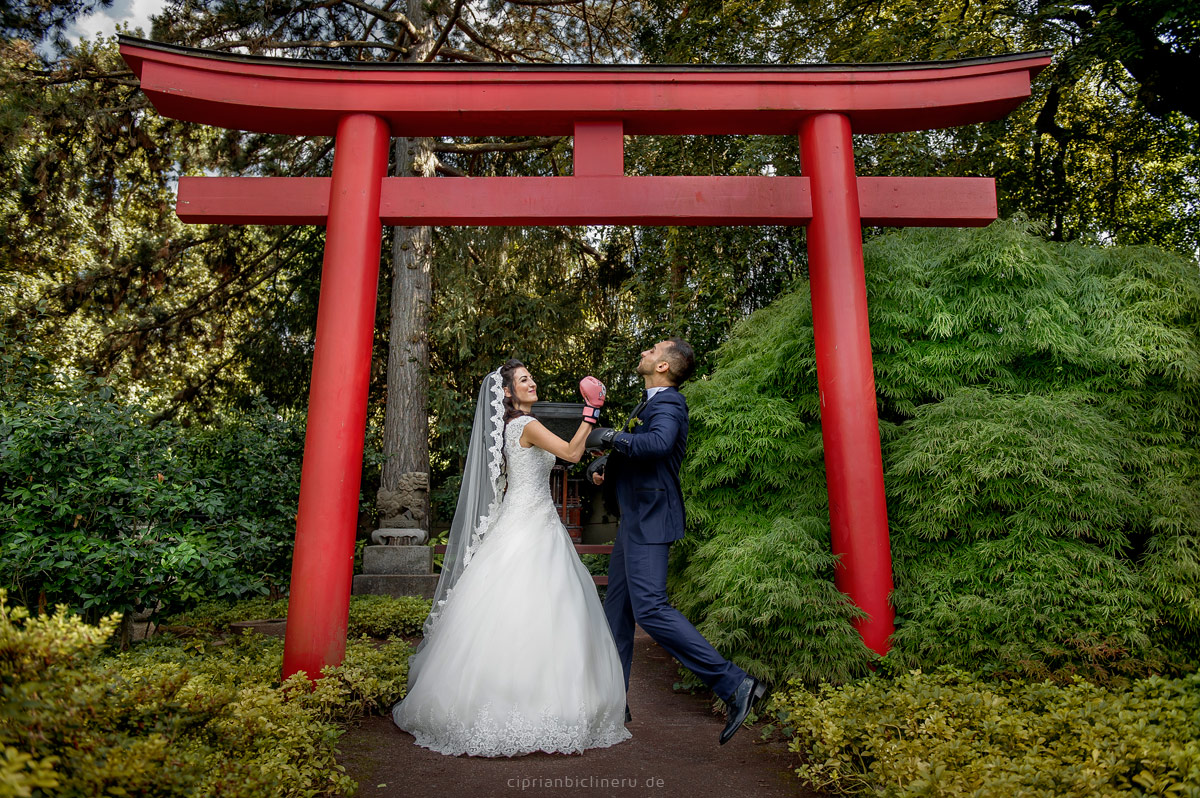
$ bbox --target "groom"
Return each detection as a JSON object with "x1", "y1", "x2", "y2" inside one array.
[{"x1": 586, "y1": 338, "x2": 767, "y2": 745}]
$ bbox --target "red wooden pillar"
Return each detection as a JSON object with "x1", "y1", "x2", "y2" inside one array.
[
  {"x1": 799, "y1": 113, "x2": 895, "y2": 656},
  {"x1": 282, "y1": 114, "x2": 391, "y2": 680}
]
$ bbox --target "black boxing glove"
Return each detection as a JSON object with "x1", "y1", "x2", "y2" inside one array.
[
  {"x1": 586, "y1": 455, "x2": 608, "y2": 483},
  {"x1": 586, "y1": 426, "x2": 618, "y2": 450}
]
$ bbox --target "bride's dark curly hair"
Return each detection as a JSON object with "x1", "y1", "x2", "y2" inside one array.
[{"x1": 500, "y1": 358, "x2": 533, "y2": 424}]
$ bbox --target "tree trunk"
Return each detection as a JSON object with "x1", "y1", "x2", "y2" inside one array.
[
  {"x1": 381, "y1": 138, "x2": 435, "y2": 493},
  {"x1": 380, "y1": 1, "x2": 438, "y2": 523}
]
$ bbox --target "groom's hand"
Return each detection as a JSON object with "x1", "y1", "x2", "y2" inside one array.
[
  {"x1": 586, "y1": 426, "x2": 618, "y2": 450},
  {"x1": 586, "y1": 455, "x2": 607, "y2": 485}
]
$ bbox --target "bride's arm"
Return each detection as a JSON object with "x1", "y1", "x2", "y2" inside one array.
[{"x1": 520, "y1": 418, "x2": 593, "y2": 464}]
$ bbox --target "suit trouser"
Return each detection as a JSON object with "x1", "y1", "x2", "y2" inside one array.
[{"x1": 603, "y1": 524, "x2": 747, "y2": 704}]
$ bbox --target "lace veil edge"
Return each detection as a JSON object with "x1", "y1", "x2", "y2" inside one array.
[{"x1": 418, "y1": 368, "x2": 506, "y2": 642}]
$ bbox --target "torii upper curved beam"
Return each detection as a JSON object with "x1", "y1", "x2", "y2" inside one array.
[{"x1": 118, "y1": 36, "x2": 1050, "y2": 137}]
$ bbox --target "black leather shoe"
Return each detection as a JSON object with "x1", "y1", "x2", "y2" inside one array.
[
  {"x1": 624, "y1": 704, "x2": 632, "y2": 724},
  {"x1": 719, "y1": 676, "x2": 767, "y2": 745}
]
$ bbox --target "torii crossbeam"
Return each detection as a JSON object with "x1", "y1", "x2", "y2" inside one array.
[{"x1": 119, "y1": 37, "x2": 1049, "y2": 680}]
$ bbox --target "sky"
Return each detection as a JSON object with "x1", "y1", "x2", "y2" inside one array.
[{"x1": 67, "y1": 0, "x2": 165, "y2": 43}]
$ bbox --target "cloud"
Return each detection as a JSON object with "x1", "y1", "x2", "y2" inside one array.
[{"x1": 67, "y1": 0, "x2": 166, "y2": 42}]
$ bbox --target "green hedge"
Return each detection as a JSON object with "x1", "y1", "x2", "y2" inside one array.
[
  {"x1": 770, "y1": 668, "x2": 1200, "y2": 797},
  {"x1": 161, "y1": 593, "x2": 431, "y2": 640},
  {"x1": 0, "y1": 376, "x2": 389, "y2": 635},
  {"x1": 674, "y1": 221, "x2": 1200, "y2": 685},
  {"x1": 0, "y1": 387, "x2": 309, "y2": 625},
  {"x1": 0, "y1": 590, "x2": 413, "y2": 798}
]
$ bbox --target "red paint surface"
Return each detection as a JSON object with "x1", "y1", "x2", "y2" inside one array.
[
  {"x1": 280, "y1": 113, "x2": 390, "y2": 681},
  {"x1": 177, "y1": 175, "x2": 998, "y2": 226},
  {"x1": 119, "y1": 39, "x2": 1048, "y2": 136},
  {"x1": 573, "y1": 121, "x2": 625, "y2": 176},
  {"x1": 800, "y1": 113, "x2": 895, "y2": 656}
]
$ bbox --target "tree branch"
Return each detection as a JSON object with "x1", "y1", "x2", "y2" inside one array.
[
  {"x1": 424, "y1": 0, "x2": 468, "y2": 62},
  {"x1": 432, "y1": 45, "x2": 489, "y2": 62},
  {"x1": 25, "y1": 68, "x2": 136, "y2": 84},
  {"x1": 149, "y1": 351, "x2": 240, "y2": 425},
  {"x1": 432, "y1": 135, "x2": 565, "y2": 154},
  {"x1": 339, "y1": 0, "x2": 420, "y2": 38},
  {"x1": 453, "y1": 16, "x2": 516, "y2": 60},
  {"x1": 562, "y1": 229, "x2": 601, "y2": 258},
  {"x1": 218, "y1": 37, "x2": 410, "y2": 55},
  {"x1": 354, "y1": 0, "x2": 396, "y2": 47},
  {"x1": 108, "y1": 232, "x2": 298, "y2": 337},
  {"x1": 433, "y1": 157, "x2": 466, "y2": 176},
  {"x1": 581, "y1": 0, "x2": 595, "y2": 63}
]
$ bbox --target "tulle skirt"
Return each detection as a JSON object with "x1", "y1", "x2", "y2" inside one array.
[{"x1": 392, "y1": 494, "x2": 631, "y2": 757}]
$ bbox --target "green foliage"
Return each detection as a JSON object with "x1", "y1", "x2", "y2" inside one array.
[
  {"x1": 677, "y1": 221, "x2": 1200, "y2": 685},
  {"x1": 889, "y1": 535, "x2": 1166, "y2": 682},
  {"x1": 1, "y1": 0, "x2": 110, "y2": 52},
  {"x1": 0, "y1": 377, "x2": 337, "y2": 625},
  {"x1": 161, "y1": 594, "x2": 432, "y2": 640},
  {"x1": 344, "y1": 594, "x2": 430, "y2": 639},
  {"x1": 0, "y1": 385, "x2": 245, "y2": 621},
  {"x1": 157, "y1": 594, "x2": 291, "y2": 633},
  {"x1": 770, "y1": 667, "x2": 1200, "y2": 797},
  {"x1": 884, "y1": 389, "x2": 1190, "y2": 681},
  {"x1": 179, "y1": 399, "x2": 308, "y2": 596},
  {"x1": 0, "y1": 34, "x2": 285, "y2": 422},
  {"x1": 671, "y1": 518, "x2": 874, "y2": 685},
  {"x1": 672, "y1": 282, "x2": 878, "y2": 686},
  {"x1": 886, "y1": 391, "x2": 1139, "y2": 548},
  {"x1": 0, "y1": 589, "x2": 412, "y2": 798},
  {"x1": 638, "y1": 0, "x2": 1200, "y2": 255}
]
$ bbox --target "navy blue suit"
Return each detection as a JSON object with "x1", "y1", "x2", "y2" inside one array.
[{"x1": 603, "y1": 387, "x2": 747, "y2": 703}]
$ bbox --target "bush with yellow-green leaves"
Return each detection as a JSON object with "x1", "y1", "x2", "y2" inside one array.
[
  {"x1": 161, "y1": 592, "x2": 431, "y2": 639},
  {"x1": 0, "y1": 590, "x2": 421, "y2": 798},
  {"x1": 769, "y1": 667, "x2": 1200, "y2": 797}
]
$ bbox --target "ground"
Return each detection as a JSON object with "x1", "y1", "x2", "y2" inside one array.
[{"x1": 335, "y1": 625, "x2": 822, "y2": 797}]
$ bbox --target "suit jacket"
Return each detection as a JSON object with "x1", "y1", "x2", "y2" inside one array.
[{"x1": 608, "y1": 387, "x2": 688, "y2": 545}]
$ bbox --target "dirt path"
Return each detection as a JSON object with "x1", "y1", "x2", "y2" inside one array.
[{"x1": 334, "y1": 625, "x2": 822, "y2": 797}]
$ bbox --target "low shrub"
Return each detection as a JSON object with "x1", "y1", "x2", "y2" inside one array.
[
  {"x1": 0, "y1": 589, "x2": 413, "y2": 798},
  {"x1": 160, "y1": 593, "x2": 431, "y2": 639},
  {"x1": 178, "y1": 399, "x2": 309, "y2": 599},
  {"x1": 678, "y1": 222, "x2": 1200, "y2": 684},
  {"x1": 771, "y1": 667, "x2": 1200, "y2": 797},
  {"x1": 344, "y1": 594, "x2": 431, "y2": 639},
  {"x1": 157, "y1": 594, "x2": 291, "y2": 633},
  {"x1": 0, "y1": 388, "x2": 247, "y2": 625},
  {"x1": 670, "y1": 516, "x2": 875, "y2": 687},
  {"x1": 0, "y1": 378, "x2": 382, "y2": 632}
]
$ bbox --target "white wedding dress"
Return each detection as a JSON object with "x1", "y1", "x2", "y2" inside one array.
[{"x1": 392, "y1": 414, "x2": 632, "y2": 757}]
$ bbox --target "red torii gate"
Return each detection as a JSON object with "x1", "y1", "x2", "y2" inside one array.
[{"x1": 119, "y1": 36, "x2": 1049, "y2": 680}]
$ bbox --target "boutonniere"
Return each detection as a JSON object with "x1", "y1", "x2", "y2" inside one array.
[{"x1": 629, "y1": 416, "x2": 645, "y2": 429}]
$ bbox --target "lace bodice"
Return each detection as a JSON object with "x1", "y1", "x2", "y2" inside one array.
[{"x1": 503, "y1": 415, "x2": 556, "y2": 503}]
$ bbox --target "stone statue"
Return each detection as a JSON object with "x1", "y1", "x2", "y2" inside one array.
[{"x1": 373, "y1": 472, "x2": 430, "y2": 545}]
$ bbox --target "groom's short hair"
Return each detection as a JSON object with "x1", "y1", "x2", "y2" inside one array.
[{"x1": 663, "y1": 338, "x2": 696, "y2": 385}]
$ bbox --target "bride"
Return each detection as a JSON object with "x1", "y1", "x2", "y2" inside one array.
[{"x1": 392, "y1": 359, "x2": 632, "y2": 757}]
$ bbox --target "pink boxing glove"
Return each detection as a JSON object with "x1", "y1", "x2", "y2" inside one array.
[{"x1": 580, "y1": 376, "x2": 606, "y2": 425}]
